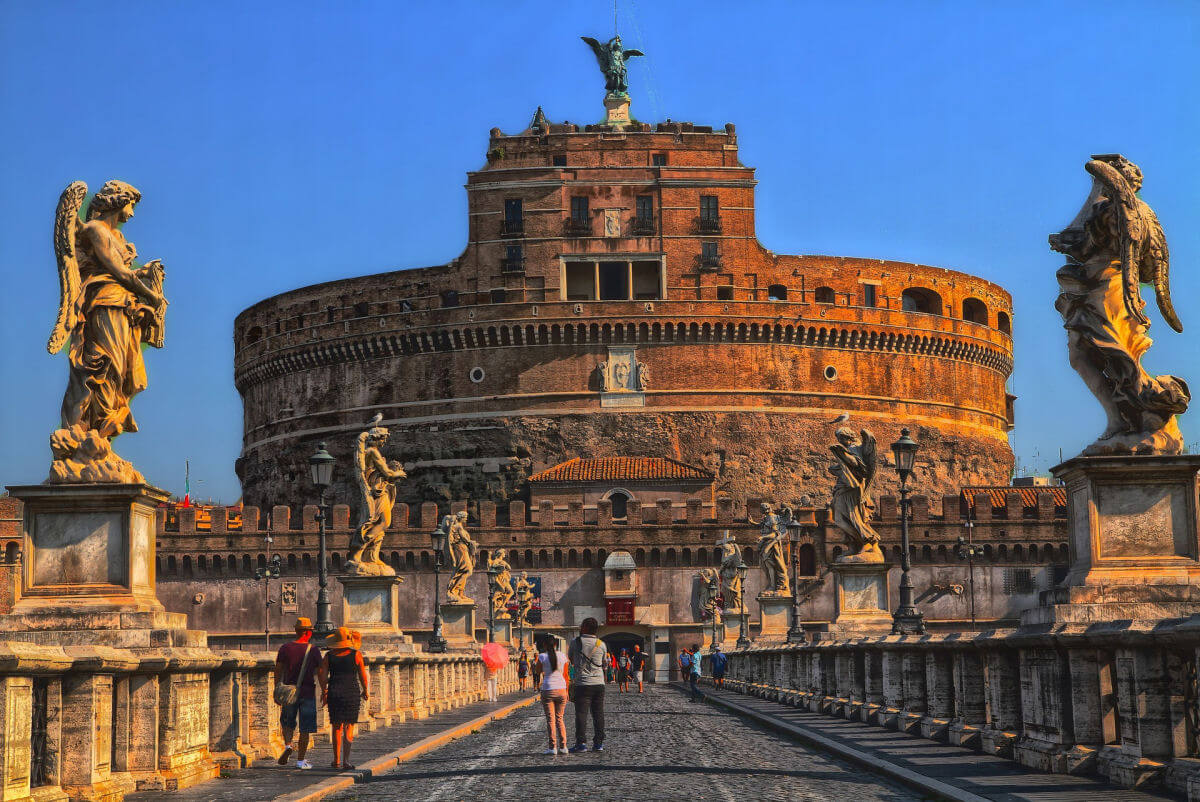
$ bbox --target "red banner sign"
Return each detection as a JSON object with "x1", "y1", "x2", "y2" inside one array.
[{"x1": 606, "y1": 598, "x2": 635, "y2": 625}]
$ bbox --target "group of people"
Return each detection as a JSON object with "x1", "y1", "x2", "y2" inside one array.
[
  {"x1": 678, "y1": 642, "x2": 727, "y2": 702},
  {"x1": 274, "y1": 617, "x2": 371, "y2": 771},
  {"x1": 534, "y1": 616, "x2": 613, "y2": 754}
]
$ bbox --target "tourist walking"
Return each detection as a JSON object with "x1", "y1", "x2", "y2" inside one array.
[
  {"x1": 629, "y1": 643, "x2": 646, "y2": 692},
  {"x1": 567, "y1": 617, "x2": 609, "y2": 753},
  {"x1": 531, "y1": 646, "x2": 544, "y2": 689},
  {"x1": 677, "y1": 645, "x2": 692, "y2": 681},
  {"x1": 317, "y1": 627, "x2": 370, "y2": 770},
  {"x1": 274, "y1": 617, "x2": 320, "y2": 770},
  {"x1": 710, "y1": 644, "x2": 728, "y2": 689},
  {"x1": 687, "y1": 644, "x2": 705, "y2": 702},
  {"x1": 536, "y1": 633, "x2": 570, "y2": 755},
  {"x1": 517, "y1": 649, "x2": 530, "y2": 691},
  {"x1": 616, "y1": 648, "x2": 631, "y2": 692}
]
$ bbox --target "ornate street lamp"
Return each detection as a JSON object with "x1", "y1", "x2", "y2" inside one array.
[
  {"x1": 735, "y1": 556, "x2": 750, "y2": 650},
  {"x1": 428, "y1": 520, "x2": 449, "y2": 653},
  {"x1": 890, "y1": 428, "x2": 925, "y2": 635},
  {"x1": 786, "y1": 518, "x2": 807, "y2": 644},
  {"x1": 308, "y1": 442, "x2": 337, "y2": 636},
  {"x1": 253, "y1": 539, "x2": 281, "y2": 651},
  {"x1": 956, "y1": 507, "x2": 983, "y2": 629},
  {"x1": 486, "y1": 558, "x2": 499, "y2": 644}
]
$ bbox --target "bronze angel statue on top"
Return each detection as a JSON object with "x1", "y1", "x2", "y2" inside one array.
[
  {"x1": 47, "y1": 180, "x2": 167, "y2": 484},
  {"x1": 581, "y1": 35, "x2": 643, "y2": 95},
  {"x1": 1049, "y1": 155, "x2": 1189, "y2": 456}
]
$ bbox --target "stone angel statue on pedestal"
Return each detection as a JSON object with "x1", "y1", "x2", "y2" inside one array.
[
  {"x1": 346, "y1": 414, "x2": 408, "y2": 576},
  {"x1": 580, "y1": 35, "x2": 644, "y2": 95},
  {"x1": 717, "y1": 531, "x2": 744, "y2": 612},
  {"x1": 514, "y1": 571, "x2": 534, "y2": 625},
  {"x1": 439, "y1": 510, "x2": 478, "y2": 603},
  {"x1": 749, "y1": 502, "x2": 791, "y2": 596},
  {"x1": 696, "y1": 567, "x2": 722, "y2": 624},
  {"x1": 829, "y1": 428, "x2": 884, "y2": 563},
  {"x1": 487, "y1": 551, "x2": 514, "y2": 620},
  {"x1": 47, "y1": 180, "x2": 167, "y2": 484},
  {"x1": 1050, "y1": 154, "x2": 1189, "y2": 455}
]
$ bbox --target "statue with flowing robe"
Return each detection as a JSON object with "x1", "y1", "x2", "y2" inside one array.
[
  {"x1": 346, "y1": 415, "x2": 407, "y2": 575},
  {"x1": 830, "y1": 427, "x2": 884, "y2": 563},
  {"x1": 488, "y1": 551, "x2": 514, "y2": 620},
  {"x1": 441, "y1": 511, "x2": 477, "y2": 603},
  {"x1": 749, "y1": 503, "x2": 791, "y2": 596}
]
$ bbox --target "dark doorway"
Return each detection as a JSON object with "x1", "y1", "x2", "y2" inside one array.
[{"x1": 602, "y1": 631, "x2": 645, "y2": 674}]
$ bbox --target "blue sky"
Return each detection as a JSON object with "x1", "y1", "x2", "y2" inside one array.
[{"x1": 1, "y1": 1, "x2": 1197, "y2": 503}]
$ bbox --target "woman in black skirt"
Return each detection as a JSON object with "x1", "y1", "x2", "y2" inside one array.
[{"x1": 318, "y1": 627, "x2": 369, "y2": 769}]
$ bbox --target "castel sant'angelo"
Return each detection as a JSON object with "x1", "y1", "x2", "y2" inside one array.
[{"x1": 233, "y1": 62, "x2": 1015, "y2": 517}]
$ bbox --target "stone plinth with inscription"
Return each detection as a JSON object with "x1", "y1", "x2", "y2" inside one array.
[
  {"x1": 337, "y1": 574, "x2": 418, "y2": 651},
  {"x1": 755, "y1": 593, "x2": 791, "y2": 642},
  {"x1": 1022, "y1": 455, "x2": 1200, "y2": 627},
  {"x1": 440, "y1": 600, "x2": 478, "y2": 648},
  {"x1": 826, "y1": 563, "x2": 892, "y2": 635},
  {"x1": 489, "y1": 617, "x2": 514, "y2": 644},
  {"x1": 1, "y1": 483, "x2": 204, "y2": 648}
]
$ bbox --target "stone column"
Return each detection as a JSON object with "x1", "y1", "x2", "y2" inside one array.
[
  {"x1": 880, "y1": 648, "x2": 904, "y2": 729},
  {"x1": 0, "y1": 676, "x2": 33, "y2": 801},
  {"x1": 1015, "y1": 647, "x2": 1077, "y2": 774},
  {"x1": 208, "y1": 663, "x2": 239, "y2": 767},
  {"x1": 949, "y1": 649, "x2": 986, "y2": 749},
  {"x1": 864, "y1": 649, "x2": 885, "y2": 723},
  {"x1": 1065, "y1": 648, "x2": 1103, "y2": 774},
  {"x1": 156, "y1": 672, "x2": 217, "y2": 789},
  {"x1": 982, "y1": 648, "x2": 1022, "y2": 758},
  {"x1": 921, "y1": 650, "x2": 953, "y2": 741},
  {"x1": 127, "y1": 673, "x2": 160, "y2": 778},
  {"x1": 900, "y1": 651, "x2": 926, "y2": 733},
  {"x1": 60, "y1": 672, "x2": 132, "y2": 799}
]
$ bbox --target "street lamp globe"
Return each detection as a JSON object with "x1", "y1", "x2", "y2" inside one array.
[
  {"x1": 309, "y1": 442, "x2": 336, "y2": 489},
  {"x1": 890, "y1": 428, "x2": 919, "y2": 481}
]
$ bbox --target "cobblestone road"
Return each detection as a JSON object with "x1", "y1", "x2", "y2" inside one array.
[{"x1": 331, "y1": 685, "x2": 924, "y2": 801}]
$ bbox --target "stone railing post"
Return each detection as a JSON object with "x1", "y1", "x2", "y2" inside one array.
[
  {"x1": 949, "y1": 648, "x2": 986, "y2": 749},
  {"x1": 864, "y1": 648, "x2": 885, "y2": 723},
  {"x1": 921, "y1": 648, "x2": 954, "y2": 741},
  {"x1": 1015, "y1": 646, "x2": 1076, "y2": 774},
  {"x1": 900, "y1": 650, "x2": 927, "y2": 733},
  {"x1": 982, "y1": 647, "x2": 1022, "y2": 758},
  {"x1": 881, "y1": 647, "x2": 905, "y2": 730}
]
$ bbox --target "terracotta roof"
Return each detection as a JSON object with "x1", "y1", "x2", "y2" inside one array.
[
  {"x1": 529, "y1": 457, "x2": 714, "y2": 483},
  {"x1": 961, "y1": 485, "x2": 1066, "y2": 510}
]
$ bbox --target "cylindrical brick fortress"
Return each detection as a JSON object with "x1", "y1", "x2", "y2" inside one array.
[{"x1": 234, "y1": 117, "x2": 1014, "y2": 510}]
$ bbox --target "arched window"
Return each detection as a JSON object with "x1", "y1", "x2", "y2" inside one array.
[
  {"x1": 797, "y1": 543, "x2": 816, "y2": 576},
  {"x1": 245, "y1": 326, "x2": 263, "y2": 345},
  {"x1": 607, "y1": 490, "x2": 632, "y2": 519},
  {"x1": 962, "y1": 297, "x2": 988, "y2": 325},
  {"x1": 997, "y1": 311, "x2": 1012, "y2": 335},
  {"x1": 813, "y1": 286, "x2": 835, "y2": 304},
  {"x1": 901, "y1": 288, "x2": 942, "y2": 315},
  {"x1": 767, "y1": 284, "x2": 787, "y2": 301}
]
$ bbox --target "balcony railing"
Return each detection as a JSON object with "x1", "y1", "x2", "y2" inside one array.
[
  {"x1": 699, "y1": 254, "x2": 722, "y2": 270},
  {"x1": 500, "y1": 219, "x2": 524, "y2": 237},
  {"x1": 500, "y1": 257, "x2": 526, "y2": 273},
  {"x1": 695, "y1": 215, "x2": 722, "y2": 235},
  {"x1": 564, "y1": 218, "x2": 592, "y2": 237},
  {"x1": 631, "y1": 216, "x2": 656, "y2": 236}
]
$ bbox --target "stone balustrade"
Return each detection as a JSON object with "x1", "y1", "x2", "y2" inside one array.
[
  {"x1": 706, "y1": 620, "x2": 1200, "y2": 797},
  {"x1": 0, "y1": 642, "x2": 515, "y2": 802}
]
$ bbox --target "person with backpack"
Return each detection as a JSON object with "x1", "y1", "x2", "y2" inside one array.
[
  {"x1": 687, "y1": 644, "x2": 705, "y2": 702},
  {"x1": 677, "y1": 645, "x2": 692, "y2": 681},
  {"x1": 535, "y1": 633, "x2": 570, "y2": 755},
  {"x1": 567, "y1": 617, "x2": 608, "y2": 753},
  {"x1": 616, "y1": 648, "x2": 631, "y2": 693},
  {"x1": 629, "y1": 643, "x2": 646, "y2": 693},
  {"x1": 710, "y1": 644, "x2": 729, "y2": 689}
]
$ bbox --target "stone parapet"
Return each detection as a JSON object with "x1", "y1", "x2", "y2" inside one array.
[{"x1": 708, "y1": 619, "x2": 1200, "y2": 796}]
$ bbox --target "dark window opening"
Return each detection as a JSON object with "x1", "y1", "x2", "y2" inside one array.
[
  {"x1": 502, "y1": 198, "x2": 523, "y2": 235},
  {"x1": 797, "y1": 543, "x2": 817, "y2": 576},
  {"x1": 571, "y1": 196, "x2": 589, "y2": 221},
  {"x1": 609, "y1": 491, "x2": 631, "y2": 519},
  {"x1": 636, "y1": 195, "x2": 653, "y2": 220},
  {"x1": 632, "y1": 261, "x2": 661, "y2": 300},
  {"x1": 326, "y1": 306, "x2": 335, "y2": 323},
  {"x1": 998, "y1": 311, "x2": 1012, "y2": 335},
  {"x1": 552, "y1": 154, "x2": 567, "y2": 166},
  {"x1": 717, "y1": 285, "x2": 734, "y2": 301},
  {"x1": 490, "y1": 288, "x2": 506, "y2": 304},
  {"x1": 354, "y1": 301, "x2": 370, "y2": 317},
  {"x1": 963, "y1": 297, "x2": 988, "y2": 325},
  {"x1": 768, "y1": 284, "x2": 787, "y2": 301},
  {"x1": 651, "y1": 153, "x2": 667, "y2": 166},
  {"x1": 565, "y1": 262, "x2": 595, "y2": 300},
  {"x1": 599, "y1": 262, "x2": 629, "y2": 301},
  {"x1": 502, "y1": 244, "x2": 524, "y2": 273},
  {"x1": 700, "y1": 241, "x2": 720, "y2": 268},
  {"x1": 700, "y1": 196, "x2": 719, "y2": 221},
  {"x1": 814, "y1": 286, "x2": 835, "y2": 304},
  {"x1": 862, "y1": 284, "x2": 877, "y2": 308},
  {"x1": 901, "y1": 287, "x2": 943, "y2": 315},
  {"x1": 441, "y1": 290, "x2": 459, "y2": 308}
]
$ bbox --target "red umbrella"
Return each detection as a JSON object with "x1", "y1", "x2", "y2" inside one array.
[{"x1": 481, "y1": 642, "x2": 509, "y2": 672}]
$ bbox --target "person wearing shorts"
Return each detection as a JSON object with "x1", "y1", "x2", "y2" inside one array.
[
  {"x1": 629, "y1": 643, "x2": 646, "y2": 693},
  {"x1": 275, "y1": 617, "x2": 320, "y2": 770}
]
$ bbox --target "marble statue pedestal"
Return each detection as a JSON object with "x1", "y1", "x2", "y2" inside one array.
[
  {"x1": 721, "y1": 610, "x2": 748, "y2": 649},
  {"x1": 603, "y1": 92, "x2": 632, "y2": 126},
  {"x1": 1022, "y1": 455, "x2": 1200, "y2": 628},
  {"x1": 0, "y1": 483, "x2": 204, "y2": 648},
  {"x1": 489, "y1": 616, "x2": 514, "y2": 644},
  {"x1": 826, "y1": 563, "x2": 892, "y2": 636},
  {"x1": 440, "y1": 600, "x2": 478, "y2": 649},
  {"x1": 755, "y1": 593, "x2": 791, "y2": 642},
  {"x1": 337, "y1": 574, "x2": 417, "y2": 651}
]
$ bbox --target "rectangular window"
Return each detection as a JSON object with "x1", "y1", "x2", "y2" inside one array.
[
  {"x1": 504, "y1": 198, "x2": 522, "y2": 223},
  {"x1": 632, "y1": 261, "x2": 661, "y2": 300},
  {"x1": 598, "y1": 262, "x2": 629, "y2": 300},
  {"x1": 702, "y1": 241, "x2": 718, "y2": 259},
  {"x1": 490, "y1": 288, "x2": 506, "y2": 304},
  {"x1": 717, "y1": 285, "x2": 734, "y2": 301},
  {"x1": 552, "y1": 154, "x2": 567, "y2": 167},
  {"x1": 502, "y1": 244, "x2": 524, "y2": 273},
  {"x1": 570, "y1": 196, "x2": 589, "y2": 221},
  {"x1": 651, "y1": 153, "x2": 667, "y2": 166},
  {"x1": 565, "y1": 262, "x2": 595, "y2": 301},
  {"x1": 700, "y1": 195, "x2": 719, "y2": 221},
  {"x1": 863, "y1": 284, "x2": 878, "y2": 308},
  {"x1": 636, "y1": 195, "x2": 653, "y2": 220}
]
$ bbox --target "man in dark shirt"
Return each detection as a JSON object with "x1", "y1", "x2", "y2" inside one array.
[
  {"x1": 629, "y1": 643, "x2": 647, "y2": 693},
  {"x1": 710, "y1": 644, "x2": 729, "y2": 688},
  {"x1": 275, "y1": 617, "x2": 320, "y2": 769}
]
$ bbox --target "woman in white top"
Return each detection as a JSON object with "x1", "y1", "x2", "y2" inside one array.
[{"x1": 535, "y1": 632, "x2": 570, "y2": 755}]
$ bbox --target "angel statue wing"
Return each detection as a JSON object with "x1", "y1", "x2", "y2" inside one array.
[
  {"x1": 1084, "y1": 156, "x2": 1182, "y2": 331},
  {"x1": 622, "y1": 49, "x2": 645, "y2": 59},
  {"x1": 860, "y1": 429, "x2": 877, "y2": 489},
  {"x1": 48, "y1": 181, "x2": 87, "y2": 354},
  {"x1": 580, "y1": 36, "x2": 607, "y2": 69}
]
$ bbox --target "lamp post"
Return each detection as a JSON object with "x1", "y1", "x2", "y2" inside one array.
[
  {"x1": 735, "y1": 556, "x2": 750, "y2": 650},
  {"x1": 486, "y1": 559, "x2": 499, "y2": 644},
  {"x1": 428, "y1": 521, "x2": 449, "y2": 653},
  {"x1": 890, "y1": 428, "x2": 926, "y2": 635},
  {"x1": 253, "y1": 534, "x2": 281, "y2": 651},
  {"x1": 787, "y1": 520, "x2": 807, "y2": 644},
  {"x1": 955, "y1": 508, "x2": 983, "y2": 629},
  {"x1": 308, "y1": 442, "x2": 337, "y2": 637}
]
